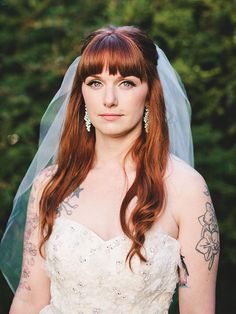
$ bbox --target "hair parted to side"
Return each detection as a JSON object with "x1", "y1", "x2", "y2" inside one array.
[{"x1": 39, "y1": 25, "x2": 169, "y2": 271}]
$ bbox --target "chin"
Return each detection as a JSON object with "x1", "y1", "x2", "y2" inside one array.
[{"x1": 95, "y1": 125, "x2": 141, "y2": 138}]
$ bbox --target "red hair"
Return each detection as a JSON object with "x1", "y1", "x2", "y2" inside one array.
[{"x1": 39, "y1": 25, "x2": 169, "y2": 270}]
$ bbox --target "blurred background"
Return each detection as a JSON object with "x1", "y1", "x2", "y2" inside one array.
[{"x1": 0, "y1": 0, "x2": 235, "y2": 313}]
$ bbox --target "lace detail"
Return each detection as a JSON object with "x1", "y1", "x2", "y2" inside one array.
[{"x1": 40, "y1": 217, "x2": 180, "y2": 314}]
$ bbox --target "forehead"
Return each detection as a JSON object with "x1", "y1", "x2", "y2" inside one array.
[{"x1": 78, "y1": 38, "x2": 148, "y2": 82}]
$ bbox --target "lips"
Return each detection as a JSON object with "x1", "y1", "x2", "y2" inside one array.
[
  {"x1": 99, "y1": 114, "x2": 123, "y2": 116},
  {"x1": 99, "y1": 113, "x2": 123, "y2": 121}
]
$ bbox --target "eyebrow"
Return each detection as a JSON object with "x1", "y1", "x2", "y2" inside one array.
[
  {"x1": 86, "y1": 74, "x2": 140, "y2": 82},
  {"x1": 88, "y1": 74, "x2": 124, "y2": 79}
]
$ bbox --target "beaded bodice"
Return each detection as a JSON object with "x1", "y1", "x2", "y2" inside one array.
[{"x1": 40, "y1": 216, "x2": 181, "y2": 314}]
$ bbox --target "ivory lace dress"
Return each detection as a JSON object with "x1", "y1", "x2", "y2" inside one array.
[{"x1": 39, "y1": 211, "x2": 181, "y2": 314}]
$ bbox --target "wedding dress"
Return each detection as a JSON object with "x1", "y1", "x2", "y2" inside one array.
[{"x1": 39, "y1": 214, "x2": 181, "y2": 314}]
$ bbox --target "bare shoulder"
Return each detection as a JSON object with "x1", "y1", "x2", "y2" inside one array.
[
  {"x1": 28, "y1": 165, "x2": 57, "y2": 215},
  {"x1": 164, "y1": 154, "x2": 209, "y2": 219},
  {"x1": 165, "y1": 154, "x2": 207, "y2": 199},
  {"x1": 165, "y1": 153, "x2": 205, "y2": 186},
  {"x1": 32, "y1": 164, "x2": 57, "y2": 191}
]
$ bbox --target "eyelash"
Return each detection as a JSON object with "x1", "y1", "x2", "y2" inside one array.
[{"x1": 87, "y1": 80, "x2": 136, "y2": 88}]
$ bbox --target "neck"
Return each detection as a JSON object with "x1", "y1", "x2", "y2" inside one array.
[{"x1": 94, "y1": 129, "x2": 140, "y2": 170}]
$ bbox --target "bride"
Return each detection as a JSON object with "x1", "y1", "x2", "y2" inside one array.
[{"x1": 3, "y1": 25, "x2": 219, "y2": 313}]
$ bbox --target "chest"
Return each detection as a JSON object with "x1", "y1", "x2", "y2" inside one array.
[
  {"x1": 57, "y1": 169, "x2": 137, "y2": 239},
  {"x1": 56, "y1": 168, "x2": 178, "y2": 242}
]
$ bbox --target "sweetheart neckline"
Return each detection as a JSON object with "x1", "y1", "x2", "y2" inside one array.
[{"x1": 55, "y1": 216, "x2": 179, "y2": 246}]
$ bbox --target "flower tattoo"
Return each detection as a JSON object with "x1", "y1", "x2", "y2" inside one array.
[{"x1": 195, "y1": 197, "x2": 220, "y2": 270}]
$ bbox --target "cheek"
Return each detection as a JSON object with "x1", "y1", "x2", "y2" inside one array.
[
  {"x1": 81, "y1": 84, "x2": 99, "y2": 106},
  {"x1": 124, "y1": 90, "x2": 147, "y2": 116},
  {"x1": 82, "y1": 87, "x2": 93, "y2": 107},
  {"x1": 130, "y1": 84, "x2": 148, "y2": 105}
]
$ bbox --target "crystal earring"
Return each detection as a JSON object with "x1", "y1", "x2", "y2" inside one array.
[
  {"x1": 143, "y1": 106, "x2": 149, "y2": 133},
  {"x1": 84, "y1": 106, "x2": 91, "y2": 132}
]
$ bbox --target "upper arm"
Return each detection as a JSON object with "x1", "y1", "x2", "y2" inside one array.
[
  {"x1": 176, "y1": 172, "x2": 220, "y2": 314},
  {"x1": 10, "y1": 168, "x2": 54, "y2": 313}
]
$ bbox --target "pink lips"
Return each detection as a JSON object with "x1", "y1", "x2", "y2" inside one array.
[{"x1": 99, "y1": 114, "x2": 123, "y2": 121}]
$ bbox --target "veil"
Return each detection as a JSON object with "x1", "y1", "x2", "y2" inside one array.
[{"x1": 0, "y1": 45, "x2": 194, "y2": 293}]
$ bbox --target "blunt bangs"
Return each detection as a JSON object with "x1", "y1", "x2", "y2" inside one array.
[{"x1": 78, "y1": 34, "x2": 148, "y2": 82}]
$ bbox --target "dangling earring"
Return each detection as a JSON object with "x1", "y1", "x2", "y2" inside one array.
[
  {"x1": 143, "y1": 106, "x2": 149, "y2": 133},
  {"x1": 84, "y1": 106, "x2": 91, "y2": 132}
]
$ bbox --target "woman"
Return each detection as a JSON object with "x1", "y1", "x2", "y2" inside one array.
[{"x1": 2, "y1": 25, "x2": 219, "y2": 313}]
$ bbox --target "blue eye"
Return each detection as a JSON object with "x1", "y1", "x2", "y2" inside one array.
[
  {"x1": 121, "y1": 80, "x2": 136, "y2": 88},
  {"x1": 87, "y1": 80, "x2": 102, "y2": 88},
  {"x1": 86, "y1": 79, "x2": 136, "y2": 89}
]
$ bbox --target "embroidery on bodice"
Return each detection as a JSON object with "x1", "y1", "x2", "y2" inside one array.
[{"x1": 40, "y1": 216, "x2": 181, "y2": 314}]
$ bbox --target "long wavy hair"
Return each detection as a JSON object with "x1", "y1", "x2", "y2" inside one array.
[{"x1": 39, "y1": 25, "x2": 170, "y2": 270}]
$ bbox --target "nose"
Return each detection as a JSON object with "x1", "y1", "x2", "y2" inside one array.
[{"x1": 104, "y1": 85, "x2": 118, "y2": 108}]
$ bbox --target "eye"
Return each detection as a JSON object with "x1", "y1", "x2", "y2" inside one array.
[
  {"x1": 86, "y1": 80, "x2": 102, "y2": 89},
  {"x1": 120, "y1": 80, "x2": 136, "y2": 88}
]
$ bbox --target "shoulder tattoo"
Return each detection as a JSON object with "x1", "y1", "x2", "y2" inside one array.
[{"x1": 195, "y1": 185, "x2": 220, "y2": 270}]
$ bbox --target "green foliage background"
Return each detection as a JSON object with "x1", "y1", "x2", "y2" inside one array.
[{"x1": 0, "y1": 0, "x2": 235, "y2": 313}]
